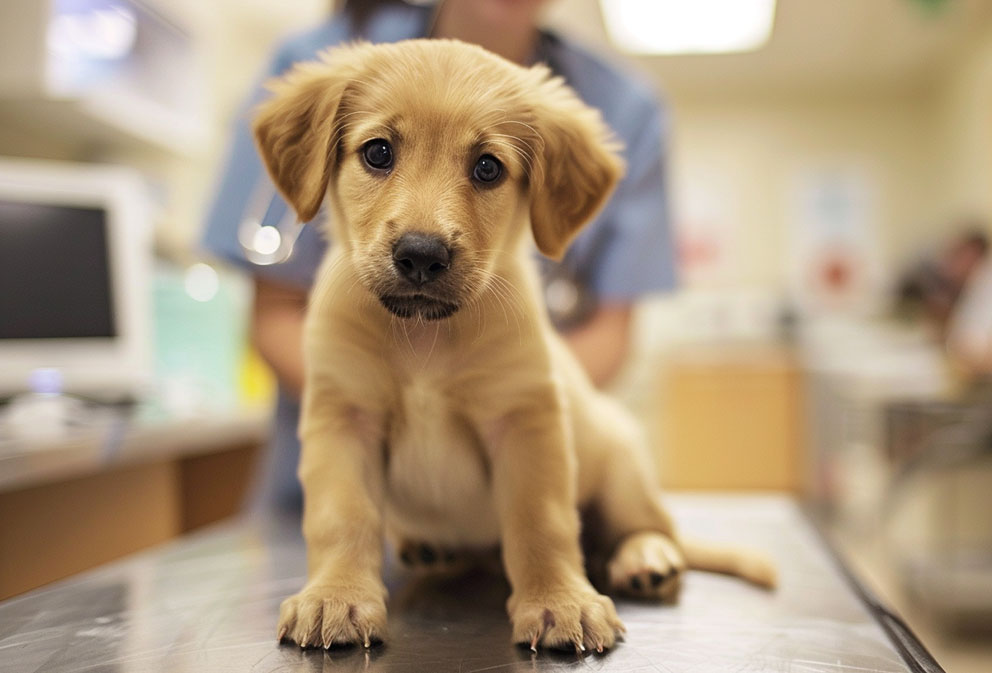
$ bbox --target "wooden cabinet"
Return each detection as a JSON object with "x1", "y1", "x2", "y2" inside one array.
[
  {"x1": 656, "y1": 346, "x2": 805, "y2": 491},
  {"x1": 0, "y1": 414, "x2": 264, "y2": 599}
]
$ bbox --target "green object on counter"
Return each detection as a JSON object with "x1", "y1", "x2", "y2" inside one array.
[{"x1": 151, "y1": 261, "x2": 250, "y2": 414}]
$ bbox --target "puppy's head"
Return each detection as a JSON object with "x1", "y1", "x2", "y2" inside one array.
[{"x1": 253, "y1": 39, "x2": 623, "y2": 320}]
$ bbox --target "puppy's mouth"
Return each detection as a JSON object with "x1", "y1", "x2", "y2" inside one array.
[{"x1": 378, "y1": 293, "x2": 460, "y2": 320}]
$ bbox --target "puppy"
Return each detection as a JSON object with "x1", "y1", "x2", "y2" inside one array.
[{"x1": 253, "y1": 39, "x2": 776, "y2": 653}]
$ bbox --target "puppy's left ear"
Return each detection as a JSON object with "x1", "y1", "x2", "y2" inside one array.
[{"x1": 528, "y1": 71, "x2": 625, "y2": 260}]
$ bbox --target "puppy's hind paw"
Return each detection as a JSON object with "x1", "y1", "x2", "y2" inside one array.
[
  {"x1": 608, "y1": 531, "x2": 685, "y2": 601},
  {"x1": 397, "y1": 540, "x2": 463, "y2": 572}
]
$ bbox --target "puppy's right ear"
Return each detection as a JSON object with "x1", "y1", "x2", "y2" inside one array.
[{"x1": 252, "y1": 46, "x2": 365, "y2": 223}]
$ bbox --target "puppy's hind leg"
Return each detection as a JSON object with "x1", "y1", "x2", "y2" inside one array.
[
  {"x1": 584, "y1": 405, "x2": 777, "y2": 597},
  {"x1": 578, "y1": 403, "x2": 686, "y2": 601},
  {"x1": 581, "y1": 400, "x2": 777, "y2": 600},
  {"x1": 605, "y1": 526, "x2": 778, "y2": 598}
]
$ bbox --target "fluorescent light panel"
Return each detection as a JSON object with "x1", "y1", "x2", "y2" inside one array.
[{"x1": 601, "y1": 0, "x2": 777, "y2": 55}]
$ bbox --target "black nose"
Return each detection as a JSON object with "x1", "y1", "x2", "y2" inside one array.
[{"x1": 392, "y1": 233, "x2": 451, "y2": 286}]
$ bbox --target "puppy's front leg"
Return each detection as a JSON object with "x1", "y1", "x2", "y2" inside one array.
[
  {"x1": 486, "y1": 395, "x2": 624, "y2": 652},
  {"x1": 278, "y1": 391, "x2": 388, "y2": 649}
]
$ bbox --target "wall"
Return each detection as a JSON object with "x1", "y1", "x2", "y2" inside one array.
[
  {"x1": 668, "y1": 90, "x2": 942, "y2": 290},
  {"x1": 934, "y1": 22, "x2": 992, "y2": 231},
  {"x1": 547, "y1": 0, "x2": 991, "y2": 293}
]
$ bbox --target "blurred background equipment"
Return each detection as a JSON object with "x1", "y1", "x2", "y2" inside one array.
[
  {"x1": 0, "y1": 0, "x2": 271, "y2": 603},
  {"x1": 0, "y1": 158, "x2": 152, "y2": 399},
  {"x1": 0, "y1": 0, "x2": 206, "y2": 155},
  {"x1": 884, "y1": 398, "x2": 992, "y2": 631}
]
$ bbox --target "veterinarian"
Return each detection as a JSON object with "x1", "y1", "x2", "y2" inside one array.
[{"x1": 202, "y1": 0, "x2": 676, "y2": 510}]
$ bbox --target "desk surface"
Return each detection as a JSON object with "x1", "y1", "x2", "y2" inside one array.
[
  {"x1": 0, "y1": 405, "x2": 267, "y2": 493},
  {"x1": 0, "y1": 495, "x2": 936, "y2": 673}
]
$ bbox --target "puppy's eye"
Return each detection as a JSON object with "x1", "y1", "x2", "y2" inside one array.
[
  {"x1": 362, "y1": 139, "x2": 393, "y2": 170},
  {"x1": 473, "y1": 155, "x2": 502, "y2": 184}
]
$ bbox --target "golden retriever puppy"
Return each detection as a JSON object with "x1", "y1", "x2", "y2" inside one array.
[{"x1": 253, "y1": 39, "x2": 775, "y2": 653}]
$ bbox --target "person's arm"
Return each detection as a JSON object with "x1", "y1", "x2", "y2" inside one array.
[
  {"x1": 251, "y1": 277, "x2": 308, "y2": 398},
  {"x1": 561, "y1": 303, "x2": 633, "y2": 388}
]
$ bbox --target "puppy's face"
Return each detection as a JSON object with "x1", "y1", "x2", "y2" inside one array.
[
  {"x1": 254, "y1": 40, "x2": 623, "y2": 321},
  {"x1": 330, "y1": 63, "x2": 532, "y2": 320}
]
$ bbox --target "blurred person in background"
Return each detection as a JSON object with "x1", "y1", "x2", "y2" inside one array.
[
  {"x1": 947, "y1": 244, "x2": 992, "y2": 377},
  {"x1": 202, "y1": 0, "x2": 675, "y2": 510},
  {"x1": 896, "y1": 223, "x2": 992, "y2": 378},
  {"x1": 897, "y1": 225, "x2": 988, "y2": 336}
]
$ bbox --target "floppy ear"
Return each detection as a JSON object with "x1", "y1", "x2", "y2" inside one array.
[
  {"x1": 527, "y1": 70, "x2": 625, "y2": 260},
  {"x1": 252, "y1": 45, "x2": 366, "y2": 223}
]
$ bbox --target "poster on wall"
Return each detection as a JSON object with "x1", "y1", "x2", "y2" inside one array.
[
  {"x1": 675, "y1": 172, "x2": 739, "y2": 287},
  {"x1": 787, "y1": 165, "x2": 886, "y2": 318}
]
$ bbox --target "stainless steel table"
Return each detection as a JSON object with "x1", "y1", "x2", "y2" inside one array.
[{"x1": 0, "y1": 495, "x2": 941, "y2": 672}]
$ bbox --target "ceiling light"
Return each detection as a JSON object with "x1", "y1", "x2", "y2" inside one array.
[{"x1": 600, "y1": 0, "x2": 777, "y2": 55}]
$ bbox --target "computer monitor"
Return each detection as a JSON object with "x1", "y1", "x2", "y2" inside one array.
[{"x1": 0, "y1": 158, "x2": 152, "y2": 398}]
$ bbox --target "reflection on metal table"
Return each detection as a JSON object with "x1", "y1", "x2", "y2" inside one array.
[{"x1": 0, "y1": 494, "x2": 942, "y2": 672}]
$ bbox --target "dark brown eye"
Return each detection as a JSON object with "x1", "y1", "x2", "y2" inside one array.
[
  {"x1": 362, "y1": 139, "x2": 393, "y2": 170},
  {"x1": 473, "y1": 154, "x2": 502, "y2": 183}
]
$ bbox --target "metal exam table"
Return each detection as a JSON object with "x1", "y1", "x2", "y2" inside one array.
[{"x1": 0, "y1": 494, "x2": 942, "y2": 672}]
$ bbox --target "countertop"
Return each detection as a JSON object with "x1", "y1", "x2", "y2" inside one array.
[
  {"x1": 0, "y1": 494, "x2": 941, "y2": 672},
  {"x1": 0, "y1": 404, "x2": 268, "y2": 493}
]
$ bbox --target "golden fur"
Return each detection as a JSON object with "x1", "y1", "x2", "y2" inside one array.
[{"x1": 253, "y1": 39, "x2": 776, "y2": 653}]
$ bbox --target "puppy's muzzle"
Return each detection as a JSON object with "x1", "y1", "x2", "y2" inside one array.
[
  {"x1": 380, "y1": 232, "x2": 459, "y2": 320},
  {"x1": 392, "y1": 232, "x2": 451, "y2": 287}
]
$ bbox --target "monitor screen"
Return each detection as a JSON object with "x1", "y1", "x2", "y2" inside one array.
[{"x1": 0, "y1": 199, "x2": 116, "y2": 339}]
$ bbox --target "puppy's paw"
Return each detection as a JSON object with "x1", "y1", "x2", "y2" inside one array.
[
  {"x1": 608, "y1": 531, "x2": 685, "y2": 601},
  {"x1": 508, "y1": 583, "x2": 625, "y2": 653},
  {"x1": 277, "y1": 582, "x2": 387, "y2": 649},
  {"x1": 397, "y1": 540, "x2": 463, "y2": 571}
]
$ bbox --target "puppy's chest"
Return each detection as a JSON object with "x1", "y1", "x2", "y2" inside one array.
[{"x1": 383, "y1": 376, "x2": 496, "y2": 542}]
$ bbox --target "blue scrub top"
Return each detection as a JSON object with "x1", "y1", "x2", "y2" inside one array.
[{"x1": 201, "y1": 2, "x2": 676, "y2": 511}]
